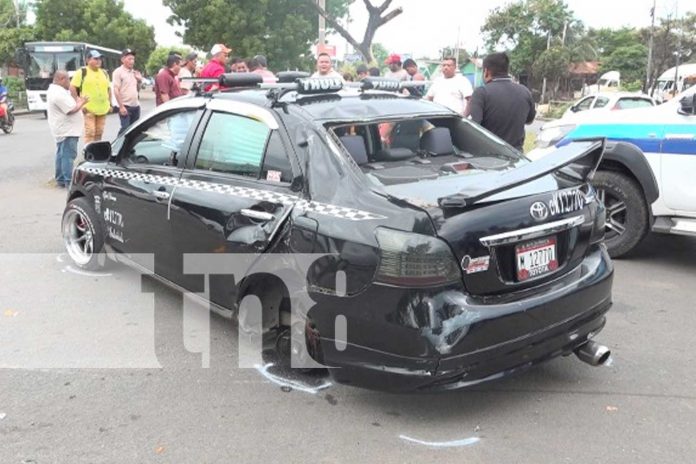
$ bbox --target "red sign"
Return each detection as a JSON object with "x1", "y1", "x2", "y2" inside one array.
[{"x1": 317, "y1": 44, "x2": 337, "y2": 57}]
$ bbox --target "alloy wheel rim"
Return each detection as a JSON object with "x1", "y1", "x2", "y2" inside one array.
[
  {"x1": 63, "y1": 209, "x2": 94, "y2": 266},
  {"x1": 596, "y1": 188, "x2": 627, "y2": 239}
]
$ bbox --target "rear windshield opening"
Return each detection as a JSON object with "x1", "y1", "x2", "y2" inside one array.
[{"x1": 328, "y1": 117, "x2": 528, "y2": 187}]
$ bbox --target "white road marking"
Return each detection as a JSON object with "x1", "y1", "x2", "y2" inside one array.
[{"x1": 399, "y1": 435, "x2": 480, "y2": 448}]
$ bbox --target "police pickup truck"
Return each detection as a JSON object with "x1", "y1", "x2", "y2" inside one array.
[{"x1": 529, "y1": 86, "x2": 696, "y2": 257}]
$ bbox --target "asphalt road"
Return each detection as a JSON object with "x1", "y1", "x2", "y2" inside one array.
[{"x1": 1, "y1": 93, "x2": 696, "y2": 463}]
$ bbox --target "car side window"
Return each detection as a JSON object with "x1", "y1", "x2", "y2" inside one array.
[
  {"x1": 195, "y1": 112, "x2": 271, "y2": 179},
  {"x1": 125, "y1": 110, "x2": 197, "y2": 166},
  {"x1": 593, "y1": 96, "x2": 610, "y2": 109},
  {"x1": 260, "y1": 131, "x2": 294, "y2": 183},
  {"x1": 615, "y1": 98, "x2": 654, "y2": 110},
  {"x1": 576, "y1": 97, "x2": 593, "y2": 111}
]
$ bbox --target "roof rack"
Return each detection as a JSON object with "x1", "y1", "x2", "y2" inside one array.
[{"x1": 181, "y1": 73, "x2": 430, "y2": 105}]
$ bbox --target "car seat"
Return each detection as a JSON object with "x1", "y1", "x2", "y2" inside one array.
[
  {"x1": 420, "y1": 127, "x2": 455, "y2": 156},
  {"x1": 339, "y1": 135, "x2": 369, "y2": 165}
]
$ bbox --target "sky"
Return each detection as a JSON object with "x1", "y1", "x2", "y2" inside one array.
[{"x1": 122, "y1": 0, "x2": 686, "y2": 58}]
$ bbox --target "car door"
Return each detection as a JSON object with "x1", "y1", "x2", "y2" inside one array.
[
  {"x1": 660, "y1": 103, "x2": 696, "y2": 213},
  {"x1": 168, "y1": 102, "x2": 300, "y2": 304},
  {"x1": 102, "y1": 107, "x2": 202, "y2": 279}
]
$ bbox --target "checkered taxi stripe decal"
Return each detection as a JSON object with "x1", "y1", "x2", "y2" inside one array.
[{"x1": 79, "y1": 167, "x2": 385, "y2": 221}]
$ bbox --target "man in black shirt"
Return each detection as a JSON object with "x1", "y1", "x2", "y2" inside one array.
[{"x1": 465, "y1": 52, "x2": 536, "y2": 151}]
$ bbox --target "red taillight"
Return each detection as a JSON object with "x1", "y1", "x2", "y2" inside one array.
[{"x1": 375, "y1": 228, "x2": 462, "y2": 288}]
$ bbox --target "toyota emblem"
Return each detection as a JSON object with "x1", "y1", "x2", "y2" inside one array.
[{"x1": 530, "y1": 202, "x2": 549, "y2": 221}]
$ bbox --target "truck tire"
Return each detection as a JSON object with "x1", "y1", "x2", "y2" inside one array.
[{"x1": 592, "y1": 171, "x2": 649, "y2": 258}]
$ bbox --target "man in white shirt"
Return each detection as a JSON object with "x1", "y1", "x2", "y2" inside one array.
[
  {"x1": 112, "y1": 48, "x2": 143, "y2": 135},
  {"x1": 47, "y1": 71, "x2": 89, "y2": 188},
  {"x1": 178, "y1": 52, "x2": 198, "y2": 92},
  {"x1": 425, "y1": 57, "x2": 473, "y2": 115},
  {"x1": 311, "y1": 53, "x2": 343, "y2": 79}
]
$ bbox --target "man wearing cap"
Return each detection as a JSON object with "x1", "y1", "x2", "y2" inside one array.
[
  {"x1": 112, "y1": 49, "x2": 143, "y2": 135},
  {"x1": 70, "y1": 50, "x2": 112, "y2": 143},
  {"x1": 250, "y1": 55, "x2": 276, "y2": 83},
  {"x1": 154, "y1": 54, "x2": 184, "y2": 106},
  {"x1": 200, "y1": 44, "x2": 231, "y2": 91},
  {"x1": 384, "y1": 54, "x2": 409, "y2": 81},
  {"x1": 178, "y1": 52, "x2": 198, "y2": 92}
]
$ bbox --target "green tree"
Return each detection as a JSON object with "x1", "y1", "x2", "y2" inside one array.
[
  {"x1": 481, "y1": 0, "x2": 580, "y2": 82},
  {"x1": 0, "y1": 0, "x2": 34, "y2": 67},
  {"x1": 34, "y1": 0, "x2": 157, "y2": 69},
  {"x1": 372, "y1": 42, "x2": 388, "y2": 67},
  {"x1": 533, "y1": 45, "x2": 570, "y2": 99},
  {"x1": 164, "y1": 0, "x2": 352, "y2": 71},
  {"x1": 599, "y1": 43, "x2": 648, "y2": 84}
]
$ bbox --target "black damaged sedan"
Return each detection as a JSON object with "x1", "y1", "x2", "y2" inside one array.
[{"x1": 62, "y1": 74, "x2": 616, "y2": 392}]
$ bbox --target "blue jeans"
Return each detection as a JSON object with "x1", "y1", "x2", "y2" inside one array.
[
  {"x1": 55, "y1": 137, "x2": 78, "y2": 187},
  {"x1": 118, "y1": 105, "x2": 141, "y2": 135}
]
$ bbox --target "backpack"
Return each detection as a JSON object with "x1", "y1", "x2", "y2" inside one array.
[{"x1": 75, "y1": 67, "x2": 109, "y2": 96}]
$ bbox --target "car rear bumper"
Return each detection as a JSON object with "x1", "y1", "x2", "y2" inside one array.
[{"x1": 312, "y1": 245, "x2": 613, "y2": 392}]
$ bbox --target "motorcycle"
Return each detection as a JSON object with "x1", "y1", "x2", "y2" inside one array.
[{"x1": 0, "y1": 98, "x2": 15, "y2": 134}]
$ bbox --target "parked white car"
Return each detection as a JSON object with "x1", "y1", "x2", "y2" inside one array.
[
  {"x1": 529, "y1": 85, "x2": 696, "y2": 258},
  {"x1": 562, "y1": 92, "x2": 655, "y2": 120}
]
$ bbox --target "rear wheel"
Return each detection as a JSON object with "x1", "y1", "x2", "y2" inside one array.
[
  {"x1": 1, "y1": 113, "x2": 12, "y2": 134},
  {"x1": 62, "y1": 197, "x2": 106, "y2": 270},
  {"x1": 592, "y1": 171, "x2": 649, "y2": 258}
]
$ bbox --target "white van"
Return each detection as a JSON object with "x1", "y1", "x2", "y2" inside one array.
[{"x1": 653, "y1": 63, "x2": 696, "y2": 102}]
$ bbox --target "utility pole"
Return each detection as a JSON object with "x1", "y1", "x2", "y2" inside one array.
[
  {"x1": 673, "y1": 0, "x2": 680, "y2": 98},
  {"x1": 645, "y1": 0, "x2": 656, "y2": 93},
  {"x1": 318, "y1": 0, "x2": 326, "y2": 49},
  {"x1": 540, "y1": 32, "x2": 551, "y2": 104}
]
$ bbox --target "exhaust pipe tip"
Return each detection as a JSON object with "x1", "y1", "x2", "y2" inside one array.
[{"x1": 574, "y1": 340, "x2": 611, "y2": 366}]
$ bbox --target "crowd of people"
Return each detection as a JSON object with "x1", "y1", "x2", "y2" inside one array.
[{"x1": 45, "y1": 44, "x2": 535, "y2": 188}]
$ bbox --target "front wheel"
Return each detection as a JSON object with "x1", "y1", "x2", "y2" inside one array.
[
  {"x1": 592, "y1": 171, "x2": 649, "y2": 258},
  {"x1": 62, "y1": 197, "x2": 106, "y2": 270}
]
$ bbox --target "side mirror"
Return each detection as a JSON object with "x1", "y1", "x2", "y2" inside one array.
[
  {"x1": 83, "y1": 141, "x2": 112, "y2": 162},
  {"x1": 678, "y1": 95, "x2": 696, "y2": 115},
  {"x1": 570, "y1": 105, "x2": 578, "y2": 112}
]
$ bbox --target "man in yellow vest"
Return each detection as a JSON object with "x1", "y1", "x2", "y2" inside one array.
[{"x1": 70, "y1": 50, "x2": 112, "y2": 144}]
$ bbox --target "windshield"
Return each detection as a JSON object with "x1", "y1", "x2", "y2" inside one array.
[
  {"x1": 330, "y1": 116, "x2": 528, "y2": 189},
  {"x1": 27, "y1": 51, "x2": 81, "y2": 78}
]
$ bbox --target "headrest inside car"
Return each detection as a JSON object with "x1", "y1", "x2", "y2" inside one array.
[
  {"x1": 420, "y1": 127, "x2": 454, "y2": 156},
  {"x1": 339, "y1": 135, "x2": 369, "y2": 165}
]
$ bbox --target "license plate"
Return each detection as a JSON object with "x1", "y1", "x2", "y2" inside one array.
[{"x1": 515, "y1": 237, "x2": 558, "y2": 281}]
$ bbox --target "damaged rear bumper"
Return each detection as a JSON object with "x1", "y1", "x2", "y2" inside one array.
[{"x1": 312, "y1": 245, "x2": 613, "y2": 392}]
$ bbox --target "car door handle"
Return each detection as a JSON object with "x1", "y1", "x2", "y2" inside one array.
[
  {"x1": 153, "y1": 190, "x2": 170, "y2": 200},
  {"x1": 241, "y1": 209, "x2": 275, "y2": 222}
]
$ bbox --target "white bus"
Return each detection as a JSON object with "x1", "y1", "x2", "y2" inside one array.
[{"x1": 16, "y1": 42, "x2": 121, "y2": 114}]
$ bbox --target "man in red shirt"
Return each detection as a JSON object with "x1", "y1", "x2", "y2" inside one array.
[
  {"x1": 200, "y1": 44, "x2": 231, "y2": 91},
  {"x1": 154, "y1": 54, "x2": 184, "y2": 106}
]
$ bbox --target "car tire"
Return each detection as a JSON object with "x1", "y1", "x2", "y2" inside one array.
[
  {"x1": 592, "y1": 170, "x2": 649, "y2": 258},
  {"x1": 61, "y1": 197, "x2": 106, "y2": 271}
]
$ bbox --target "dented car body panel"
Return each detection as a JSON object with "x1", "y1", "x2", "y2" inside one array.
[{"x1": 66, "y1": 83, "x2": 614, "y2": 392}]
